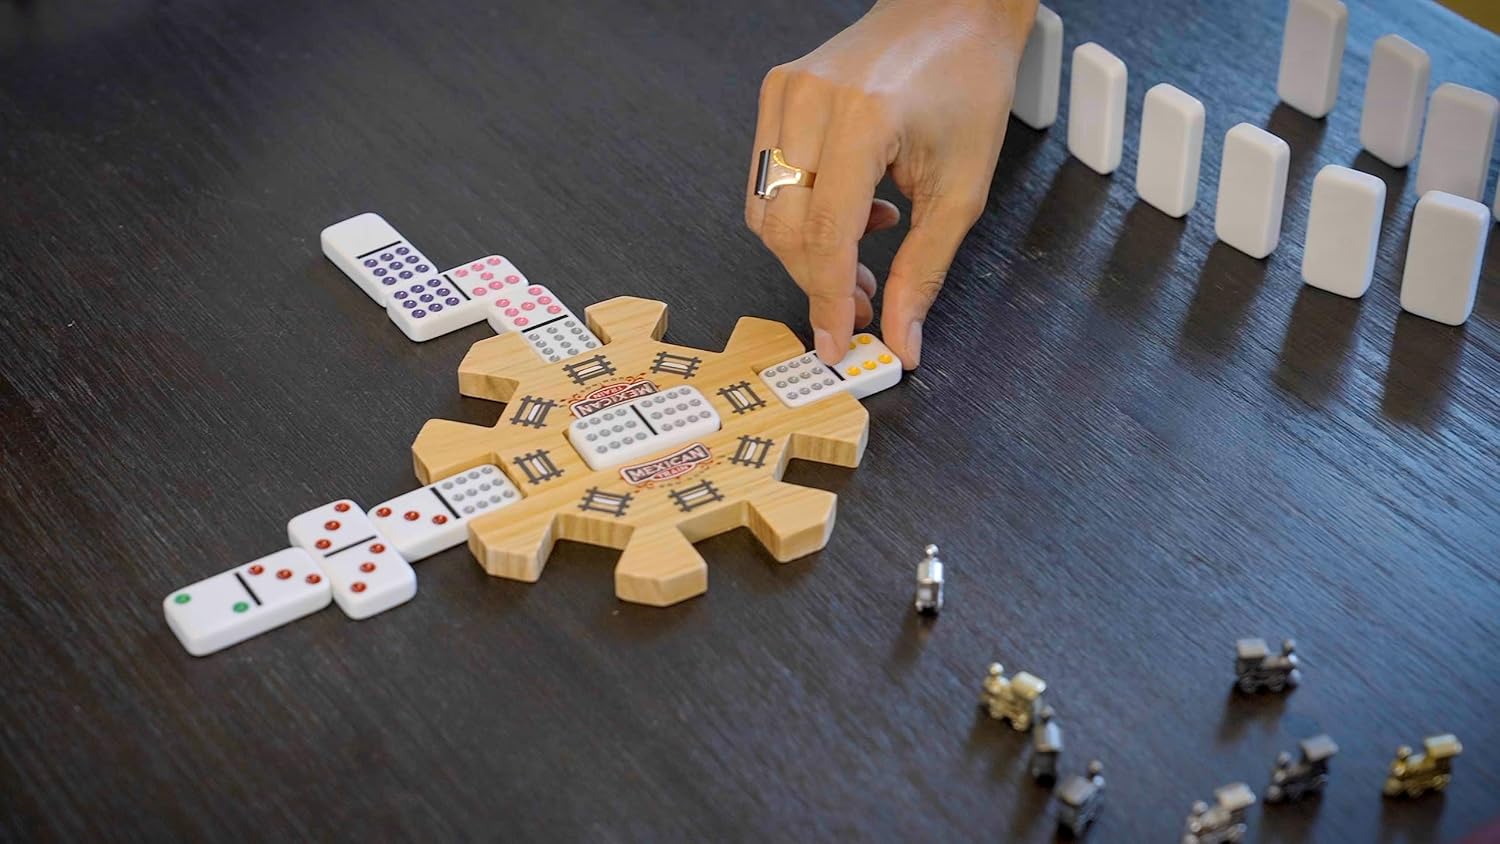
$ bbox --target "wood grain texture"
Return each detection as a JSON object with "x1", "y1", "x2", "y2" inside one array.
[
  {"x1": 0, "y1": 0, "x2": 1497, "y2": 840},
  {"x1": 413, "y1": 295, "x2": 869, "y2": 606}
]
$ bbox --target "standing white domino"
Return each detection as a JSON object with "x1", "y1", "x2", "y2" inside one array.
[
  {"x1": 1276, "y1": 0, "x2": 1348, "y2": 119},
  {"x1": 759, "y1": 333, "x2": 903, "y2": 409},
  {"x1": 1414, "y1": 84, "x2": 1499, "y2": 203},
  {"x1": 485, "y1": 281, "x2": 602, "y2": 362},
  {"x1": 1215, "y1": 124, "x2": 1291, "y2": 259},
  {"x1": 567, "y1": 386, "x2": 722, "y2": 471},
  {"x1": 370, "y1": 465, "x2": 522, "y2": 562},
  {"x1": 1302, "y1": 165, "x2": 1386, "y2": 298},
  {"x1": 287, "y1": 500, "x2": 416, "y2": 620},
  {"x1": 1400, "y1": 191, "x2": 1490, "y2": 326},
  {"x1": 1135, "y1": 83, "x2": 1206, "y2": 217},
  {"x1": 1067, "y1": 43, "x2": 1128, "y2": 175},
  {"x1": 1011, "y1": 4, "x2": 1063, "y2": 130},
  {"x1": 320, "y1": 213, "x2": 441, "y2": 306},
  {"x1": 384, "y1": 260, "x2": 490, "y2": 342},
  {"x1": 163, "y1": 548, "x2": 331, "y2": 656},
  {"x1": 1359, "y1": 35, "x2": 1431, "y2": 168}
]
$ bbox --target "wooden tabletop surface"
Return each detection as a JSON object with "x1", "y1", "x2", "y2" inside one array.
[{"x1": 2, "y1": 0, "x2": 1497, "y2": 840}]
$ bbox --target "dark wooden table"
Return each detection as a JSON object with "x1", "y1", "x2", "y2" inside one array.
[{"x1": 3, "y1": 0, "x2": 1497, "y2": 840}]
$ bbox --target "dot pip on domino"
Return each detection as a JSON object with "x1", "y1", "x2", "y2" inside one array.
[
  {"x1": 759, "y1": 334, "x2": 902, "y2": 409},
  {"x1": 163, "y1": 548, "x2": 332, "y2": 656},
  {"x1": 287, "y1": 499, "x2": 417, "y2": 620}
]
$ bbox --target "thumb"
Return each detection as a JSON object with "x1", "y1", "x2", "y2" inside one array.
[{"x1": 879, "y1": 192, "x2": 984, "y2": 369}]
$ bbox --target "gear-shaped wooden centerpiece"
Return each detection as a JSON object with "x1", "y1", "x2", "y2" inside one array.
[{"x1": 410, "y1": 296, "x2": 870, "y2": 606}]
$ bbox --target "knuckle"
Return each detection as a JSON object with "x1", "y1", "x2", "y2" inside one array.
[
  {"x1": 801, "y1": 208, "x2": 843, "y2": 258},
  {"x1": 758, "y1": 212, "x2": 801, "y2": 254},
  {"x1": 951, "y1": 190, "x2": 989, "y2": 224},
  {"x1": 914, "y1": 268, "x2": 949, "y2": 303},
  {"x1": 780, "y1": 68, "x2": 827, "y2": 109},
  {"x1": 842, "y1": 90, "x2": 896, "y2": 131},
  {"x1": 759, "y1": 65, "x2": 788, "y2": 103}
]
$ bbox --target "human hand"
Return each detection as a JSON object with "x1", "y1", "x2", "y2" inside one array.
[{"x1": 745, "y1": 0, "x2": 1037, "y2": 368}]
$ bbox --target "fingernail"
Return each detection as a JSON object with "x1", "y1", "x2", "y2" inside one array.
[
  {"x1": 814, "y1": 328, "x2": 839, "y2": 364},
  {"x1": 904, "y1": 321, "x2": 923, "y2": 369}
]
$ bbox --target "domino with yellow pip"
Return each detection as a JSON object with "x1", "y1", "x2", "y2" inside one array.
[{"x1": 758, "y1": 333, "x2": 901, "y2": 408}]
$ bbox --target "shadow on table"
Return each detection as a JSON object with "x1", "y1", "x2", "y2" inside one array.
[
  {"x1": 1349, "y1": 151, "x2": 1411, "y2": 221},
  {"x1": 1474, "y1": 232, "x2": 1500, "y2": 324},
  {"x1": 1256, "y1": 797, "x2": 1320, "y2": 844},
  {"x1": 1273, "y1": 286, "x2": 1361, "y2": 407},
  {"x1": 886, "y1": 606, "x2": 936, "y2": 671},
  {"x1": 995, "y1": 120, "x2": 1054, "y2": 193},
  {"x1": 1215, "y1": 685, "x2": 1289, "y2": 746},
  {"x1": 1266, "y1": 103, "x2": 1329, "y2": 191},
  {"x1": 1376, "y1": 791, "x2": 1446, "y2": 844},
  {"x1": 1176, "y1": 242, "x2": 1272, "y2": 369},
  {"x1": 1380, "y1": 314, "x2": 1465, "y2": 429},
  {"x1": 1095, "y1": 202, "x2": 1188, "y2": 318},
  {"x1": 1021, "y1": 158, "x2": 1116, "y2": 267}
]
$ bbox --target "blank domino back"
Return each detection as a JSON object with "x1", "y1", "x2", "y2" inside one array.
[
  {"x1": 1276, "y1": 0, "x2": 1348, "y2": 119},
  {"x1": 1135, "y1": 83, "x2": 1205, "y2": 218},
  {"x1": 1400, "y1": 191, "x2": 1490, "y2": 326},
  {"x1": 1302, "y1": 165, "x2": 1385, "y2": 299},
  {"x1": 163, "y1": 548, "x2": 331, "y2": 656},
  {"x1": 1215, "y1": 124, "x2": 1291, "y2": 259},
  {"x1": 1414, "y1": 83, "x2": 1500, "y2": 202},
  {"x1": 1011, "y1": 4, "x2": 1063, "y2": 130},
  {"x1": 1359, "y1": 35, "x2": 1431, "y2": 168},
  {"x1": 1067, "y1": 43, "x2": 1127, "y2": 175}
]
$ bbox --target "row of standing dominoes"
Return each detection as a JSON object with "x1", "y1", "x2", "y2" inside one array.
[
  {"x1": 164, "y1": 466, "x2": 521, "y2": 655},
  {"x1": 166, "y1": 220, "x2": 905, "y2": 655},
  {"x1": 1010, "y1": 2, "x2": 1493, "y2": 326}
]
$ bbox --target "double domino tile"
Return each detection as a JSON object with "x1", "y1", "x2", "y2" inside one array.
[
  {"x1": 567, "y1": 386, "x2": 721, "y2": 470},
  {"x1": 163, "y1": 548, "x2": 332, "y2": 656},
  {"x1": 759, "y1": 334, "x2": 902, "y2": 408},
  {"x1": 370, "y1": 465, "x2": 521, "y2": 560},
  {"x1": 288, "y1": 500, "x2": 417, "y2": 621}
]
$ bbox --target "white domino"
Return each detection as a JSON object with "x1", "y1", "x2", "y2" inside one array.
[
  {"x1": 760, "y1": 333, "x2": 902, "y2": 409},
  {"x1": 1276, "y1": 0, "x2": 1348, "y2": 119},
  {"x1": 484, "y1": 280, "x2": 602, "y2": 362},
  {"x1": 1359, "y1": 35, "x2": 1431, "y2": 168},
  {"x1": 370, "y1": 465, "x2": 522, "y2": 562},
  {"x1": 1301, "y1": 165, "x2": 1385, "y2": 299},
  {"x1": 1067, "y1": 43, "x2": 1127, "y2": 175},
  {"x1": 320, "y1": 213, "x2": 441, "y2": 306},
  {"x1": 1400, "y1": 191, "x2": 1490, "y2": 326},
  {"x1": 384, "y1": 260, "x2": 490, "y2": 342},
  {"x1": 1011, "y1": 4, "x2": 1063, "y2": 130},
  {"x1": 288, "y1": 499, "x2": 416, "y2": 620},
  {"x1": 1135, "y1": 83, "x2": 1205, "y2": 218},
  {"x1": 163, "y1": 548, "x2": 331, "y2": 656},
  {"x1": 567, "y1": 386, "x2": 721, "y2": 471},
  {"x1": 1414, "y1": 83, "x2": 1499, "y2": 203},
  {"x1": 1215, "y1": 124, "x2": 1291, "y2": 259}
]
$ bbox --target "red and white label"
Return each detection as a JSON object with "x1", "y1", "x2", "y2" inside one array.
[
  {"x1": 619, "y1": 442, "x2": 712, "y2": 486},
  {"x1": 570, "y1": 378, "x2": 660, "y2": 418}
]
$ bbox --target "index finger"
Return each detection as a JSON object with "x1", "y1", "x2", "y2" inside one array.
[{"x1": 800, "y1": 119, "x2": 891, "y2": 363}]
